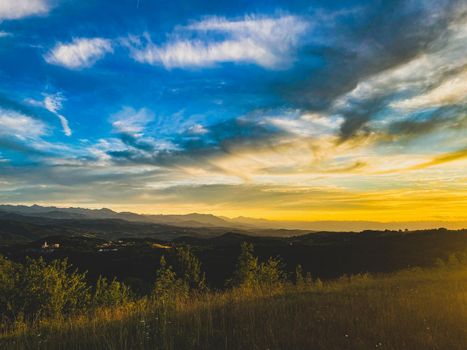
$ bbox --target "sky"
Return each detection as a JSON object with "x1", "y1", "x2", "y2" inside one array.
[{"x1": 0, "y1": 0, "x2": 466, "y2": 222}]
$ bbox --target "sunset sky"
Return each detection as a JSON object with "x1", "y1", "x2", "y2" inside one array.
[{"x1": 0, "y1": 0, "x2": 466, "y2": 221}]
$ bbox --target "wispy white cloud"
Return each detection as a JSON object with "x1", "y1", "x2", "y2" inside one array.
[
  {"x1": 43, "y1": 94, "x2": 62, "y2": 114},
  {"x1": 128, "y1": 15, "x2": 309, "y2": 69},
  {"x1": 0, "y1": 31, "x2": 12, "y2": 37},
  {"x1": 187, "y1": 123, "x2": 208, "y2": 135},
  {"x1": 0, "y1": 0, "x2": 50, "y2": 20},
  {"x1": 26, "y1": 93, "x2": 72, "y2": 136},
  {"x1": 0, "y1": 108, "x2": 48, "y2": 139},
  {"x1": 268, "y1": 112, "x2": 344, "y2": 137},
  {"x1": 334, "y1": 19, "x2": 467, "y2": 112},
  {"x1": 45, "y1": 38, "x2": 113, "y2": 69},
  {"x1": 110, "y1": 107, "x2": 154, "y2": 134},
  {"x1": 55, "y1": 115, "x2": 72, "y2": 137},
  {"x1": 392, "y1": 69, "x2": 467, "y2": 110},
  {"x1": 44, "y1": 94, "x2": 72, "y2": 137}
]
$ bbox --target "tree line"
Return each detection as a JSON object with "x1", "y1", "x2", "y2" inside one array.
[
  {"x1": 1, "y1": 242, "x2": 466, "y2": 328},
  {"x1": 0, "y1": 243, "x2": 286, "y2": 324}
]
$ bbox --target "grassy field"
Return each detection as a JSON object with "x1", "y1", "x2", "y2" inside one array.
[{"x1": 1, "y1": 266, "x2": 466, "y2": 350}]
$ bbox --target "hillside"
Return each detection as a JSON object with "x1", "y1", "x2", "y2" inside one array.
[
  {"x1": 2, "y1": 228, "x2": 466, "y2": 290},
  {"x1": 1, "y1": 266, "x2": 466, "y2": 350}
]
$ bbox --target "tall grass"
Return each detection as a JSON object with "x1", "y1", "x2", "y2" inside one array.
[{"x1": 2, "y1": 266, "x2": 466, "y2": 350}]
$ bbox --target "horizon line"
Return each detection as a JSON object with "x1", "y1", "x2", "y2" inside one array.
[{"x1": 1, "y1": 203, "x2": 466, "y2": 224}]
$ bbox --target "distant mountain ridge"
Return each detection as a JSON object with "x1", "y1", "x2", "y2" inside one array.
[
  {"x1": 0, "y1": 204, "x2": 240, "y2": 229},
  {"x1": 0, "y1": 204, "x2": 465, "y2": 231},
  {"x1": 226, "y1": 216, "x2": 467, "y2": 231}
]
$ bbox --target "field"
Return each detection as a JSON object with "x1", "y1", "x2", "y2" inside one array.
[{"x1": 2, "y1": 265, "x2": 466, "y2": 350}]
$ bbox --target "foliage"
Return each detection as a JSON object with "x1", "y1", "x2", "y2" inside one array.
[
  {"x1": 228, "y1": 242, "x2": 286, "y2": 290},
  {"x1": 257, "y1": 256, "x2": 286, "y2": 287},
  {"x1": 2, "y1": 247, "x2": 467, "y2": 349},
  {"x1": 174, "y1": 246, "x2": 207, "y2": 293},
  {"x1": 0, "y1": 255, "x2": 21, "y2": 321},
  {"x1": 19, "y1": 258, "x2": 90, "y2": 320},
  {"x1": 228, "y1": 242, "x2": 259, "y2": 288},
  {"x1": 295, "y1": 264, "x2": 305, "y2": 286},
  {"x1": 0, "y1": 256, "x2": 90, "y2": 322},
  {"x1": 2, "y1": 265, "x2": 467, "y2": 350},
  {"x1": 152, "y1": 256, "x2": 188, "y2": 303},
  {"x1": 0, "y1": 255, "x2": 133, "y2": 324},
  {"x1": 91, "y1": 276, "x2": 132, "y2": 308}
]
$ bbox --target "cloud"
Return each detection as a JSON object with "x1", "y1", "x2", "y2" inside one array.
[
  {"x1": 406, "y1": 148, "x2": 467, "y2": 171},
  {"x1": 326, "y1": 6, "x2": 467, "y2": 140},
  {"x1": 2, "y1": 3, "x2": 466, "y2": 222},
  {"x1": 55, "y1": 115, "x2": 72, "y2": 137},
  {"x1": 187, "y1": 124, "x2": 208, "y2": 135},
  {"x1": 268, "y1": 112, "x2": 344, "y2": 137},
  {"x1": 283, "y1": 0, "x2": 465, "y2": 141},
  {"x1": 110, "y1": 107, "x2": 154, "y2": 134},
  {"x1": 107, "y1": 107, "x2": 176, "y2": 161},
  {"x1": 0, "y1": 0, "x2": 50, "y2": 20},
  {"x1": 377, "y1": 148, "x2": 467, "y2": 174},
  {"x1": 45, "y1": 38, "x2": 113, "y2": 69},
  {"x1": 44, "y1": 94, "x2": 72, "y2": 136},
  {"x1": 385, "y1": 105, "x2": 467, "y2": 140},
  {"x1": 392, "y1": 69, "x2": 467, "y2": 110},
  {"x1": 128, "y1": 15, "x2": 309, "y2": 69},
  {"x1": 100, "y1": 113, "x2": 288, "y2": 173},
  {"x1": 0, "y1": 108, "x2": 48, "y2": 138}
]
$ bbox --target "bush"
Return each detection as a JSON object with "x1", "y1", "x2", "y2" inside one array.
[
  {"x1": 295, "y1": 264, "x2": 305, "y2": 287},
  {"x1": 257, "y1": 257, "x2": 286, "y2": 288},
  {"x1": 0, "y1": 257, "x2": 90, "y2": 322},
  {"x1": 174, "y1": 246, "x2": 207, "y2": 293},
  {"x1": 228, "y1": 242, "x2": 286, "y2": 291},
  {"x1": 228, "y1": 242, "x2": 259, "y2": 289},
  {"x1": 0, "y1": 255, "x2": 21, "y2": 321},
  {"x1": 92, "y1": 276, "x2": 132, "y2": 308},
  {"x1": 152, "y1": 256, "x2": 188, "y2": 304}
]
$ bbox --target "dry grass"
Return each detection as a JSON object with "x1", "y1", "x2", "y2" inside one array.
[{"x1": 1, "y1": 267, "x2": 466, "y2": 350}]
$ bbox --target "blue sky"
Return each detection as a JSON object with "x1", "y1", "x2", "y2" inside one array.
[{"x1": 0, "y1": 0, "x2": 466, "y2": 221}]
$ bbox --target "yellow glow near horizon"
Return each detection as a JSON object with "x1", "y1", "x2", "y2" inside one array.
[{"x1": 21, "y1": 184, "x2": 467, "y2": 223}]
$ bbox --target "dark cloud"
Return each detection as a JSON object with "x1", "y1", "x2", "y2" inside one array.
[
  {"x1": 0, "y1": 138, "x2": 48, "y2": 156},
  {"x1": 0, "y1": 162, "x2": 167, "y2": 191},
  {"x1": 281, "y1": 0, "x2": 463, "y2": 139},
  {"x1": 108, "y1": 116, "x2": 289, "y2": 168},
  {"x1": 387, "y1": 105, "x2": 467, "y2": 139},
  {"x1": 119, "y1": 132, "x2": 156, "y2": 152},
  {"x1": 338, "y1": 95, "x2": 390, "y2": 140},
  {"x1": 99, "y1": 1, "x2": 467, "y2": 169}
]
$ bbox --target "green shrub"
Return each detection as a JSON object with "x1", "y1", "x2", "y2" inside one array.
[
  {"x1": 174, "y1": 246, "x2": 207, "y2": 293},
  {"x1": 294, "y1": 264, "x2": 305, "y2": 287},
  {"x1": 152, "y1": 256, "x2": 188, "y2": 304},
  {"x1": 0, "y1": 255, "x2": 21, "y2": 321},
  {"x1": 228, "y1": 242, "x2": 259, "y2": 288},
  {"x1": 92, "y1": 276, "x2": 132, "y2": 308},
  {"x1": 0, "y1": 257, "x2": 90, "y2": 322},
  {"x1": 228, "y1": 242, "x2": 286, "y2": 290},
  {"x1": 257, "y1": 256, "x2": 286, "y2": 288}
]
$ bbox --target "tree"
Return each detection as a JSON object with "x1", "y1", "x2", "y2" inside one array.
[
  {"x1": 295, "y1": 264, "x2": 305, "y2": 287},
  {"x1": 18, "y1": 258, "x2": 90, "y2": 320},
  {"x1": 153, "y1": 256, "x2": 188, "y2": 303},
  {"x1": 0, "y1": 255, "x2": 20, "y2": 321},
  {"x1": 228, "y1": 242, "x2": 287, "y2": 290},
  {"x1": 175, "y1": 246, "x2": 207, "y2": 293},
  {"x1": 92, "y1": 276, "x2": 131, "y2": 308},
  {"x1": 257, "y1": 257, "x2": 286, "y2": 287},
  {"x1": 229, "y1": 242, "x2": 259, "y2": 288}
]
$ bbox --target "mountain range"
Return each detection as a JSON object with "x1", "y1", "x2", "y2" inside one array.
[{"x1": 0, "y1": 204, "x2": 465, "y2": 232}]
